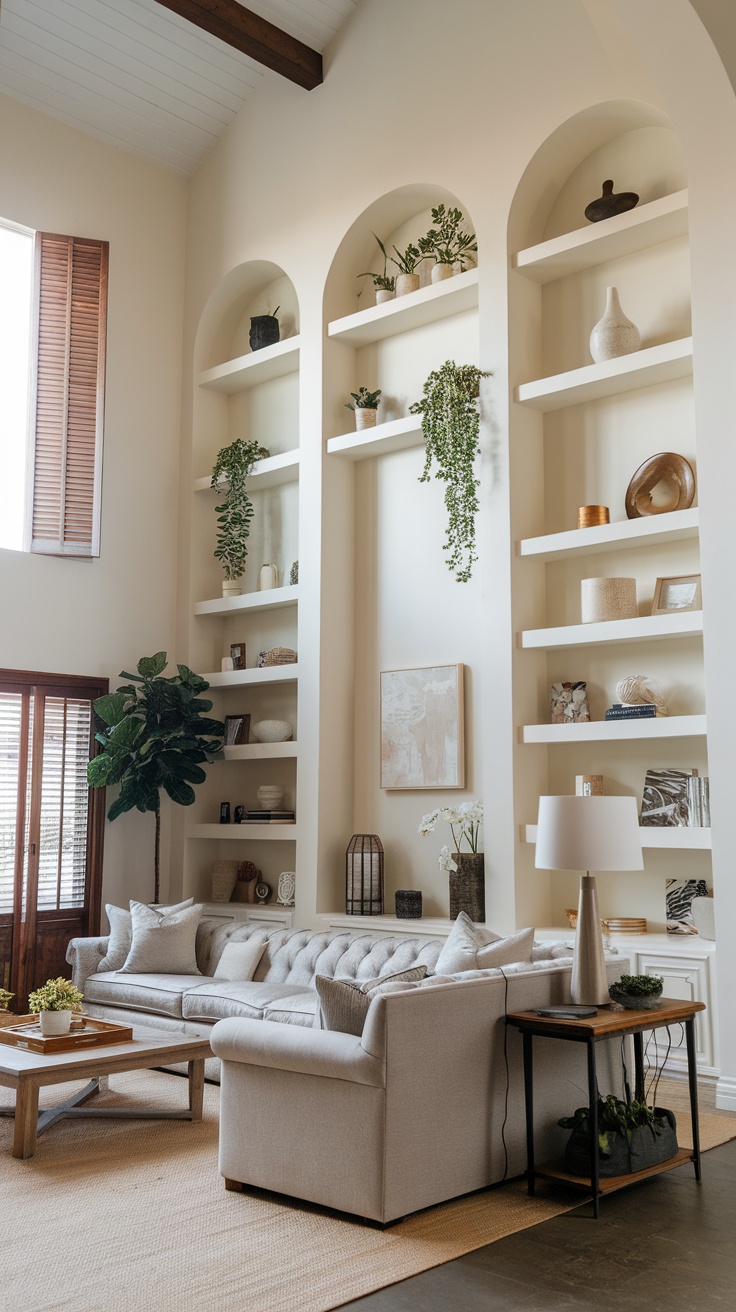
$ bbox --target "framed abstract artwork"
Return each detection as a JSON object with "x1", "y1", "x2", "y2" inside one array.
[{"x1": 380, "y1": 664, "x2": 465, "y2": 790}]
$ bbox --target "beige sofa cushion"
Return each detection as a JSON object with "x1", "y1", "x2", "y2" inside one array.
[
  {"x1": 83, "y1": 972, "x2": 205, "y2": 1019},
  {"x1": 434, "y1": 913, "x2": 535, "y2": 975},
  {"x1": 315, "y1": 965, "x2": 428, "y2": 1035},
  {"x1": 181, "y1": 980, "x2": 316, "y2": 1024},
  {"x1": 214, "y1": 938, "x2": 267, "y2": 981},
  {"x1": 120, "y1": 902, "x2": 202, "y2": 975},
  {"x1": 98, "y1": 898, "x2": 194, "y2": 972}
]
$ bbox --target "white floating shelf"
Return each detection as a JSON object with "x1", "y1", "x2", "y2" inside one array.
[
  {"x1": 205, "y1": 665, "x2": 299, "y2": 688},
  {"x1": 520, "y1": 611, "x2": 703, "y2": 650},
  {"x1": 187, "y1": 823, "x2": 298, "y2": 840},
  {"x1": 518, "y1": 508, "x2": 699, "y2": 562},
  {"x1": 327, "y1": 414, "x2": 423, "y2": 460},
  {"x1": 512, "y1": 191, "x2": 689, "y2": 285},
  {"x1": 328, "y1": 268, "x2": 479, "y2": 346},
  {"x1": 193, "y1": 449, "x2": 300, "y2": 493},
  {"x1": 515, "y1": 337, "x2": 693, "y2": 412},
  {"x1": 197, "y1": 337, "x2": 300, "y2": 393},
  {"x1": 194, "y1": 585, "x2": 298, "y2": 618},
  {"x1": 223, "y1": 742, "x2": 297, "y2": 760},
  {"x1": 520, "y1": 714, "x2": 706, "y2": 744},
  {"x1": 524, "y1": 824, "x2": 712, "y2": 851}
]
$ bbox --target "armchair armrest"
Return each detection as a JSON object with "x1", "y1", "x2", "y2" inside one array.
[
  {"x1": 66, "y1": 935, "x2": 110, "y2": 991},
  {"x1": 210, "y1": 1017, "x2": 385, "y2": 1088}
]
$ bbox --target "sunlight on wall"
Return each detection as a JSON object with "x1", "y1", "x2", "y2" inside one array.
[{"x1": 0, "y1": 221, "x2": 33, "y2": 552}]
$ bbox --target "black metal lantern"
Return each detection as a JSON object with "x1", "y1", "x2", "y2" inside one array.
[{"x1": 345, "y1": 834, "x2": 384, "y2": 915}]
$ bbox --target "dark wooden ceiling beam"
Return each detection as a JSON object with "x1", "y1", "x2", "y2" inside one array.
[{"x1": 154, "y1": 0, "x2": 323, "y2": 90}]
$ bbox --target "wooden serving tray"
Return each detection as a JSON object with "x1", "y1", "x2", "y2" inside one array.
[{"x1": 0, "y1": 1015, "x2": 133, "y2": 1054}]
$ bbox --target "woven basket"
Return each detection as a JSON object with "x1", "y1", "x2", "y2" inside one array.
[
  {"x1": 258, "y1": 647, "x2": 297, "y2": 667},
  {"x1": 211, "y1": 861, "x2": 239, "y2": 903}
]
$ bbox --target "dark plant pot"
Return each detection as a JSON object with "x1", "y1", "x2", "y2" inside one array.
[
  {"x1": 249, "y1": 315, "x2": 280, "y2": 352},
  {"x1": 564, "y1": 1108, "x2": 678, "y2": 1177},
  {"x1": 449, "y1": 852, "x2": 485, "y2": 923},
  {"x1": 609, "y1": 985, "x2": 663, "y2": 1010},
  {"x1": 395, "y1": 890, "x2": 423, "y2": 919}
]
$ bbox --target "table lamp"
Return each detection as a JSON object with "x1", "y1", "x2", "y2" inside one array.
[{"x1": 535, "y1": 795, "x2": 643, "y2": 1004}]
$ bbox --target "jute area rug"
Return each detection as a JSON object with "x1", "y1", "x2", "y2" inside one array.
[{"x1": 0, "y1": 1072, "x2": 733, "y2": 1312}]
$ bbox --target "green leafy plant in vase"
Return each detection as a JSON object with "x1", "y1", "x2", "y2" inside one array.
[
  {"x1": 371, "y1": 233, "x2": 424, "y2": 296},
  {"x1": 346, "y1": 386, "x2": 382, "y2": 430},
  {"x1": 418, "y1": 205, "x2": 477, "y2": 282},
  {"x1": 358, "y1": 235, "x2": 397, "y2": 304},
  {"x1": 87, "y1": 653, "x2": 224, "y2": 903},
  {"x1": 210, "y1": 437, "x2": 270, "y2": 596},
  {"x1": 559, "y1": 1090, "x2": 677, "y2": 1177},
  {"x1": 28, "y1": 977, "x2": 84, "y2": 1037},
  {"x1": 609, "y1": 973, "x2": 664, "y2": 1010},
  {"x1": 410, "y1": 360, "x2": 491, "y2": 582}
]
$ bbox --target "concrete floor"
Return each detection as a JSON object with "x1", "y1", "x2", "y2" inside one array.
[{"x1": 340, "y1": 1139, "x2": 736, "y2": 1311}]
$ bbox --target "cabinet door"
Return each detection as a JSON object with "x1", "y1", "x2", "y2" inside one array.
[{"x1": 631, "y1": 948, "x2": 715, "y2": 1074}]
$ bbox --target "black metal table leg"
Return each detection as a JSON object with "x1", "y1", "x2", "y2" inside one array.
[
  {"x1": 522, "y1": 1030, "x2": 535, "y2": 1195},
  {"x1": 633, "y1": 1031, "x2": 645, "y2": 1102},
  {"x1": 685, "y1": 1017, "x2": 702, "y2": 1182},
  {"x1": 587, "y1": 1038, "x2": 600, "y2": 1218}
]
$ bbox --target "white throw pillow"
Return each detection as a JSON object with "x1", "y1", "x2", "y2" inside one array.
[
  {"x1": 434, "y1": 911, "x2": 535, "y2": 975},
  {"x1": 97, "y1": 898, "x2": 194, "y2": 972},
  {"x1": 119, "y1": 901, "x2": 202, "y2": 975},
  {"x1": 214, "y1": 938, "x2": 267, "y2": 982},
  {"x1": 315, "y1": 966, "x2": 428, "y2": 1036}
]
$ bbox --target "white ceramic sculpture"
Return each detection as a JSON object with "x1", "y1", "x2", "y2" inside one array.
[
  {"x1": 277, "y1": 871, "x2": 296, "y2": 906},
  {"x1": 589, "y1": 286, "x2": 640, "y2": 362},
  {"x1": 615, "y1": 675, "x2": 668, "y2": 716},
  {"x1": 257, "y1": 785, "x2": 284, "y2": 809},
  {"x1": 251, "y1": 719, "x2": 293, "y2": 743}
]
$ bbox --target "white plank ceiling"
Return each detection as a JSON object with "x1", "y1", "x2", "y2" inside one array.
[{"x1": 0, "y1": 0, "x2": 359, "y2": 176}]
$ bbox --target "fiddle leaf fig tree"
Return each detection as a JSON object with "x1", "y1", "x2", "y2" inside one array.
[
  {"x1": 211, "y1": 438, "x2": 270, "y2": 583},
  {"x1": 87, "y1": 653, "x2": 224, "y2": 903},
  {"x1": 410, "y1": 361, "x2": 491, "y2": 582}
]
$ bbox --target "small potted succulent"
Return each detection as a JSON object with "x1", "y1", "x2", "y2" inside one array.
[
  {"x1": 609, "y1": 973, "x2": 664, "y2": 1010},
  {"x1": 28, "y1": 977, "x2": 84, "y2": 1037},
  {"x1": 345, "y1": 386, "x2": 382, "y2": 431},
  {"x1": 418, "y1": 205, "x2": 477, "y2": 283},
  {"x1": 211, "y1": 437, "x2": 271, "y2": 596}
]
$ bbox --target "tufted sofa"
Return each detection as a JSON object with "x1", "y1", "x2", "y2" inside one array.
[{"x1": 66, "y1": 917, "x2": 592, "y2": 1082}]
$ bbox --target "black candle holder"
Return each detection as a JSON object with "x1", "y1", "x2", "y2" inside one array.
[{"x1": 395, "y1": 889, "x2": 422, "y2": 919}]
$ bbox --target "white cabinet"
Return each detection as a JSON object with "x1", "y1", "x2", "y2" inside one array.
[{"x1": 202, "y1": 903, "x2": 294, "y2": 929}]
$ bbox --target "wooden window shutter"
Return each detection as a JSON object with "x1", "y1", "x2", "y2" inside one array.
[{"x1": 28, "y1": 233, "x2": 109, "y2": 557}]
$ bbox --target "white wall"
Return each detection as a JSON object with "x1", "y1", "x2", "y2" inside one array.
[{"x1": 0, "y1": 92, "x2": 188, "y2": 910}]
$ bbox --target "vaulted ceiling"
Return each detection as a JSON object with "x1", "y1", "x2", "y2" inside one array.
[{"x1": 0, "y1": 0, "x2": 359, "y2": 176}]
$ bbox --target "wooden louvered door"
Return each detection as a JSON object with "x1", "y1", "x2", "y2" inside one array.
[
  {"x1": 0, "y1": 673, "x2": 106, "y2": 1009},
  {"x1": 28, "y1": 233, "x2": 108, "y2": 557}
]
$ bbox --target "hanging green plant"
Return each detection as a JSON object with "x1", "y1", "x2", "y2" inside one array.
[
  {"x1": 210, "y1": 438, "x2": 270, "y2": 582},
  {"x1": 410, "y1": 361, "x2": 490, "y2": 582}
]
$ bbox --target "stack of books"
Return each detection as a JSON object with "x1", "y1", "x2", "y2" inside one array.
[
  {"x1": 604, "y1": 703, "x2": 657, "y2": 721},
  {"x1": 239, "y1": 810, "x2": 296, "y2": 824}
]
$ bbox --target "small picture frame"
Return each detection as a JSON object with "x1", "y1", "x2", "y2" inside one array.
[
  {"x1": 230, "y1": 642, "x2": 246, "y2": 671},
  {"x1": 651, "y1": 574, "x2": 702, "y2": 615},
  {"x1": 224, "y1": 714, "x2": 250, "y2": 746}
]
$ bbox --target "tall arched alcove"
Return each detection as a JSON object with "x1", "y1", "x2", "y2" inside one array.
[{"x1": 505, "y1": 100, "x2": 707, "y2": 937}]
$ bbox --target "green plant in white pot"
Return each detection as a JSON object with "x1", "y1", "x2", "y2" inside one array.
[
  {"x1": 28, "y1": 977, "x2": 84, "y2": 1037},
  {"x1": 410, "y1": 360, "x2": 491, "y2": 582},
  {"x1": 211, "y1": 437, "x2": 270, "y2": 596},
  {"x1": 0, "y1": 987, "x2": 13, "y2": 1014},
  {"x1": 345, "y1": 386, "x2": 382, "y2": 431},
  {"x1": 418, "y1": 205, "x2": 477, "y2": 282}
]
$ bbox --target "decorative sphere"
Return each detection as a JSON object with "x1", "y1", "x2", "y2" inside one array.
[{"x1": 251, "y1": 719, "x2": 293, "y2": 743}]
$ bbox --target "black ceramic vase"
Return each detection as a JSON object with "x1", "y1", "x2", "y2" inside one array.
[
  {"x1": 449, "y1": 852, "x2": 485, "y2": 922},
  {"x1": 249, "y1": 314, "x2": 280, "y2": 351}
]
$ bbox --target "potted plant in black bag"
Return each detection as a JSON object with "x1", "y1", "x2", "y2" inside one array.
[{"x1": 558, "y1": 1088, "x2": 678, "y2": 1178}]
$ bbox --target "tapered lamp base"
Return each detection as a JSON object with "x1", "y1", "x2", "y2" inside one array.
[{"x1": 571, "y1": 873, "x2": 609, "y2": 1005}]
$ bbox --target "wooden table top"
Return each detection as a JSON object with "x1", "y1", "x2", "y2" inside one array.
[
  {"x1": 506, "y1": 997, "x2": 706, "y2": 1041},
  {"x1": 0, "y1": 1024, "x2": 211, "y2": 1079}
]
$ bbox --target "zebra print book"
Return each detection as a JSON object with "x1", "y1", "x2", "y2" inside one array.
[{"x1": 641, "y1": 767, "x2": 696, "y2": 826}]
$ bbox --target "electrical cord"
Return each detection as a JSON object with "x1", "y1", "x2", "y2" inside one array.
[{"x1": 498, "y1": 965, "x2": 510, "y2": 1183}]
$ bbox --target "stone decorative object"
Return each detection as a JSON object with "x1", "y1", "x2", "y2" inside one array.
[
  {"x1": 578, "y1": 505, "x2": 610, "y2": 529},
  {"x1": 550, "y1": 681, "x2": 590, "y2": 724},
  {"x1": 289, "y1": 560, "x2": 299, "y2": 585},
  {"x1": 257, "y1": 785, "x2": 284, "y2": 810},
  {"x1": 625, "y1": 452, "x2": 695, "y2": 518},
  {"x1": 690, "y1": 895, "x2": 715, "y2": 940},
  {"x1": 249, "y1": 311, "x2": 279, "y2": 352},
  {"x1": 581, "y1": 577, "x2": 637, "y2": 623},
  {"x1": 584, "y1": 179, "x2": 639, "y2": 223},
  {"x1": 258, "y1": 563, "x2": 279, "y2": 590},
  {"x1": 221, "y1": 656, "x2": 234, "y2": 672},
  {"x1": 395, "y1": 890, "x2": 423, "y2": 918},
  {"x1": 276, "y1": 871, "x2": 296, "y2": 906},
  {"x1": 615, "y1": 675, "x2": 667, "y2": 716},
  {"x1": 449, "y1": 853, "x2": 485, "y2": 923},
  {"x1": 589, "y1": 286, "x2": 640, "y2": 362},
  {"x1": 576, "y1": 775, "x2": 604, "y2": 796},
  {"x1": 211, "y1": 860, "x2": 239, "y2": 902},
  {"x1": 251, "y1": 719, "x2": 293, "y2": 743},
  {"x1": 232, "y1": 860, "x2": 261, "y2": 903}
]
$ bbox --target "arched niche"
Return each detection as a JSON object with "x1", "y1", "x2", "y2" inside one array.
[
  {"x1": 508, "y1": 99, "x2": 686, "y2": 253},
  {"x1": 195, "y1": 259, "x2": 300, "y2": 374},
  {"x1": 324, "y1": 182, "x2": 478, "y2": 324}
]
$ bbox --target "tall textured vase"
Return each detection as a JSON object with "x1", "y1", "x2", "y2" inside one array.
[
  {"x1": 589, "y1": 286, "x2": 640, "y2": 362},
  {"x1": 449, "y1": 852, "x2": 485, "y2": 922}
]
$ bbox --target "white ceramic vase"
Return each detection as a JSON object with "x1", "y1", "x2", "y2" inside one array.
[
  {"x1": 222, "y1": 579, "x2": 242, "y2": 597},
  {"x1": 375, "y1": 288, "x2": 394, "y2": 304},
  {"x1": 251, "y1": 719, "x2": 292, "y2": 743},
  {"x1": 355, "y1": 408, "x2": 377, "y2": 430},
  {"x1": 258, "y1": 563, "x2": 278, "y2": 590},
  {"x1": 257, "y1": 785, "x2": 284, "y2": 810},
  {"x1": 589, "y1": 286, "x2": 640, "y2": 362},
  {"x1": 395, "y1": 273, "x2": 420, "y2": 297},
  {"x1": 431, "y1": 262, "x2": 454, "y2": 283},
  {"x1": 39, "y1": 1009, "x2": 72, "y2": 1036}
]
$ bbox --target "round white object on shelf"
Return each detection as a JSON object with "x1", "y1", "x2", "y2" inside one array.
[{"x1": 251, "y1": 719, "x2": 293, "y2": 743}]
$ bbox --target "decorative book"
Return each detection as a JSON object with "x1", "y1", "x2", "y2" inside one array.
[{"x1": 641, "y1": 768, "x2": 696, "y2": 826}]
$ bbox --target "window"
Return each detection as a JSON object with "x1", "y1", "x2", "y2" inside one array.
[{"x1": 0, "y1": 218, "x2": 109, "y2": 558}]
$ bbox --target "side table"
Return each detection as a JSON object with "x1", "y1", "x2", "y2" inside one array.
[{"x1": 506, "y1": 998, "x2": 705, "y2": 1218}]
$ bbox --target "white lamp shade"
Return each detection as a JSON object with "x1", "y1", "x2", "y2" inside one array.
[{"x1": 535, "y1": 795, "x2": 643, "y2": 871}]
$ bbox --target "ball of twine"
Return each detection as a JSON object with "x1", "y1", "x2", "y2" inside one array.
[{"x1": 615, "y1": 675, "x2": 667, "y2": 715}]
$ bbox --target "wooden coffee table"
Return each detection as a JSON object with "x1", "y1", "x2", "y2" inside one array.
[{"x1": 0, "y1": 1025, "x2": 211, "y2": 1159}]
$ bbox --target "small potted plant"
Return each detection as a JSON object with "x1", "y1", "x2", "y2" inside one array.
[
  {"x1": 0, "y1": 987, "x2": 13, "y2": 1012},
  {"x1": 211, "y1": 437, "x2": 270, "y2": 596},
  {"x1": 345, "y1": 387, "x2": 382, "y2": 431},
  {"x1": 559, "y1": 1090, "x2": 677, "y2": 1177},
  {"x1": 419, "y1": 800, "x2": 485, "y2": 921},
  {"x1": 418, "y1": 205, "x2": 477, "y2": 283},
  {"x1": 609, "y1": 973, "x2": 664, "y2": 1010},
  {"x1": 358, "y1": 236, "x2": 397, "y2": 305},
  {"x1": 371, "y1": 234, "x2": 425, "y2": 297},
  {"x1": 28, "y1": 977, "x2": 84, "y2": 1037}
]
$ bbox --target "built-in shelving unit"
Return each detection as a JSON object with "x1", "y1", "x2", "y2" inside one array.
[
  {"x1": 197, "y1": 336, "x2": 300, "y2": 392},
  {"x1": 518, "y1": 507, "x2": 699, "y2": 562},
  {"x1": 327, "y1": 415, "x2": 423, "y2": 461},
  {"x1": 520, "y1": 612, "x2": 703, "y2": 650},
  {"x1": 520, "y1": 714, "x2": 706, "y2": 744},
  {"x1": 515, "y1": 336, "x2": 693, "y2": 411},
  {"x1": 194, "y1": 585, "x2": 298, "y2": 618},
  {"x1": 327, "y1": 267, "x2": 478, "y2": 346},
  {"x1": 205, "y1": 664, "x2": 299, "y2": 689},
  {"x1": 187, "y1": 823, "x2": 299, "y2": 841},
  {"x1": 193, "y1": 449, "x2": 300, "y2": 492},
  {"x1": 223, "y1": 742, "x2": 297, "y2": 761}
]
